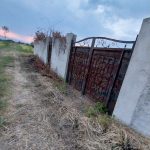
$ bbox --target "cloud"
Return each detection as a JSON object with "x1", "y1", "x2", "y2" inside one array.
[
  {"x1": 0, "y1": 0, "x2": 149, "y2": 41},
  {"x1": 0, "y1": 29, "x2": 33, "y2": 43},
  {"x1": 104, "y1": 17, "x2": 142, "y2": 40}
]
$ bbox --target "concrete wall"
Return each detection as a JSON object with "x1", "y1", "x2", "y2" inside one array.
[
  {"x1": 51, "y1": 33, "x2": 76, "y2": 79},
  {"x1": 34, "y1": 37, "x2": 50, "y2": 64},
  {"x1": 113, "y1": 17, "x2": 150, "y2": 137}
]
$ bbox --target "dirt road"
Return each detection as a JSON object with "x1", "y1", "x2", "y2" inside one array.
[
  {"x1": 0, "y1": 49, "x2": 150, "y2": 150},
  {"x1": 0, "y1": 51, "x2": 93, "y2": 150}
]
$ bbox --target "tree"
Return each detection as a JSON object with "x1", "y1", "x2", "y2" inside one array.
[{"x1": 1, "y1": 26, "x2": 9, "y2": 39}]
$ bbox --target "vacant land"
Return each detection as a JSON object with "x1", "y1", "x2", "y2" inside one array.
[{"x1": 0, "y1": 41, "x2": 150, "y2": 150}]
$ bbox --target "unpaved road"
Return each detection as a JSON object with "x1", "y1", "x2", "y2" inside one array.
[
  {"x1": 1, "y1": 50, "x2": 150, "y2": 150},
  {"x1": 0, "y1": 51, "x2": 92, "y2": 150}
]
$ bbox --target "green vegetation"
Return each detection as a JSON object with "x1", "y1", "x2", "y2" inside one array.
[
  {"x1": 86, "y1": 102, "x2": 108, "y2": 117},
  {"x1": 0, "y1": 40, "x2": 33, "y2": 53},
  {"x1": 86, "y1": 102, "x2": 111, "y2": 131},
  {"x1": 0, "y1": 56, "x2": 14, "y2": 97},
  {"x1": 0, "y1": 40, "x2": 33, "y2": 127},
  {"x1": 0, "y1": 116, "x2": 6, "y2": 127},
  {"x1": 54, "y1": 81, "x2": 68, "y2": 95},
  {"x1": 0, "y1": 41, "x2": 11, "y2": 49},
  {"x1": 0, "y1": 55, "x2": 14, "y2": 127},
  {"x1": 15, "y1": 44, "x2": 33, "y2": 53},
  {"x1": 97, "y1": 114, "x2": 112, "y2": 130}
]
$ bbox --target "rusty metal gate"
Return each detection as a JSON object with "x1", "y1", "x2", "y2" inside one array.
[{"x1": 67, "y1": 37, "x2": 135, "y2": 114}]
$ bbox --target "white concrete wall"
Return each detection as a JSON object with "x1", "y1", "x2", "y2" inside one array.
[
  {"x1": 113, "y1": 17, "x2": 150, "y2": 137},
  {"x1": 51, "y1": 33, "x2": 76, "y2": 79},
  {"x1": 34, "y1": 37, "x2": 50, "y2": 64}
]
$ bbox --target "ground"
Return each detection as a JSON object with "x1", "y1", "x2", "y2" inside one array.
[{"x1": 0, "y1": 41, "x2": 150, "y2": 150}]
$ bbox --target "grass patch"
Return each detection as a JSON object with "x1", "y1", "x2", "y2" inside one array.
[
  {"x1": 0, "y1": 55, "x2": 14, "y2": 116},
  {"x1": 15, "y1": 44, "x2": 33, "y2": 54},
  {"x1": 0, "y1": 99, "x2": 7, "y2": 110},
  {"x1": 0, "y1": 116, "x2": 6, "y2": 127},
  {"x1": 97, "y1": 114, "x2": 112, "y2": 131},
  {"x1": 54, "y1": 81, "x2": 68, "y2": 95},
  {"x1": 0, "y1": 41, "x2": 33, "y2": 54},
  {"x1": 86, "y1": 102, "x2": 108, "y2": 117},
  {"x1": 86, "y1": 102, "x2": 112, "y2": 131},
  {"x1": 0, "y1": 41, "x2": 11, "y2": 49}
]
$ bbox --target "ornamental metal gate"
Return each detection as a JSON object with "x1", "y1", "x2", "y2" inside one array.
[{"x1": 67, "y1": 37, "x2": 135, "y2": 114}]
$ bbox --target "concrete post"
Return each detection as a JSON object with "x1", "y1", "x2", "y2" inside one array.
[
  {"x1": 50, "y1": 33, "x2": 76, "y2": 79},
  {"x1": 34, "y1": 37, "x2": 50, "y2": 64},
  {"x1": 113, "y1": 18, "x2": 150, "y2": 136}
]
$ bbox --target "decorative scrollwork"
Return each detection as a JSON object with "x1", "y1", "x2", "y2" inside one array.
[
  {"x1": 75, "y1": 38, "x2": 92, "y2": 47},
  {"x1": 94, "y1": 38, "x2": 133, "y2": 49},
  {"x1": 74, "y1": 37, "x2": 135, "y2": 49}
]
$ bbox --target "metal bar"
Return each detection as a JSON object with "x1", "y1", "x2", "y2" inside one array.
[
  {"x1": 81, "y1": 37, "x2": 96, "y2": 95},
  {"x1": 75, "y1": 37, "x2": 135, "y2": 44},
  {"x1": 73, "y1": 46, "x2": 132, "y2": 51},
  {"x1": 93, "y1": 48, "x2": 132, "y2": 51},
  {"x1": 105, "y1": 49, "x2": 125, "y2": 107}
]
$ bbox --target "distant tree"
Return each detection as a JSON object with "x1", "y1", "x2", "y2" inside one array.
[{"x1": 1, "y1": 26, "x2": 9, "y2": 39}]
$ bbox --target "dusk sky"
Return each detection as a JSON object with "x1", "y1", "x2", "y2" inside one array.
[{"x1": 0, "y1": 0, "x2": 150, "y2": 43}]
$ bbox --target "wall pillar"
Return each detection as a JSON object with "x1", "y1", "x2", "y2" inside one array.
[
  {"x1": 113, "y1": 18, "x2": 150, "y2": 136},
  {"x1": 50, "y1": 33, "x2": 76, "y2": 79}
]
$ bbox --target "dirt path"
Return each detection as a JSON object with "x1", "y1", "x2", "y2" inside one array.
[{"x1": 0, "y1": 52, "x2": 91, "y2": 150}]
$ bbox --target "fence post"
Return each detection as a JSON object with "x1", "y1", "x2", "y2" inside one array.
[
  {"x1": 81, "y1": 37, "x2": 96, "y2": 95},
  {"x1": 113, "y1": 18, "x2": 150, "y2": 136}
]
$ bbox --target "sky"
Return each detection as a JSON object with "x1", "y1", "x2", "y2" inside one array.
[{"x1": 0, "y1": 0, "x2": 150, "y2": 43}]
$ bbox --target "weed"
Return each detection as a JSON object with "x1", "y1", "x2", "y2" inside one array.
[
  {"x1": 0, "y1": 116, "x2": 6, "y2": 127},
  {"x1": 0, "y1": 99, "x2": 7, "y2": 110},
  {"x1": 95, "y1": 102, "x2": 108, "y2": 114},
  {"x1": 55, "y1": 81, "x2": 68, "y2": 95},
  {"x1": 97, "y1": 114, "x2": 112, "y2": 131},
  {"x1": 86, "y1": 106, "x2": 97, "y2": 117},
  {"x1": 86, "y1": 102, "x2": 108, "y2": 117}
]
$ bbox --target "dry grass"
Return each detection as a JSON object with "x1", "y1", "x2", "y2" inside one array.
[
  {"x1": 30, "y1": 56, "x2": 150, "y2": 150},
  {"x1": 0, "y1": 52, "x2": 150, "y2": 150}
]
